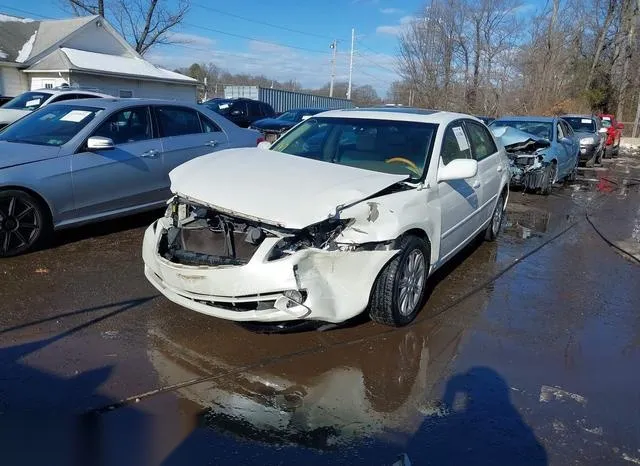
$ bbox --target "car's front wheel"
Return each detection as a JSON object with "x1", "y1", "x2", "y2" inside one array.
[
  {"x1": 485, "y1": 192, "x2": 506, "y2": 241},
  {"x1": 539, "y1": 162, "x2": 557, "y2": 196},
  {"x1": 0, "y1": 190, "x2": 49, "y2": 257},
  {"x1": 369, "y1": 235, "x2": 430, "y2": 327}
]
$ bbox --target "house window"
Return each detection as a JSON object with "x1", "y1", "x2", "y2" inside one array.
[
  {"x1": 119, "y1": 90, "x2": 133, "y2": 98},
  {"x1": 44, "y1": 83, "x2": 54, "y2": 89}
]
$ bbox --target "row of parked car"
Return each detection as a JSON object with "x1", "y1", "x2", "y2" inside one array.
[{"x1": 0, "y1": 91, "x2": 626, "y2": 329}]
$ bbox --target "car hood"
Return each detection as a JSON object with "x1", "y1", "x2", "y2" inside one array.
[
  {"x1": 0, "y1": 141, "x2": 60, "y2": 169},
  {"x1": 251, "y1": 118, "x2": 295, "y2": 131},
  {"x1": 490, "y1": 126, "x2": 551, "y2": 153},
  {"x1": 169, "y1": 148, "x2": 409, "y2": 229},
  {"x1": 0, "y1": 108, "x2": 30, "y2": 125},
  {"x1": 574, "y1": 131, "x2": 597, "y2": 140}
]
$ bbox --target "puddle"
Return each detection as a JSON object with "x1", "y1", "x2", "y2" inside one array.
[{"x1": 503, "y1": 206, "x2": 550, "y2": 240}]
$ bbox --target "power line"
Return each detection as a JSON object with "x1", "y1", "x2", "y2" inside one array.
[
  {"x1": 192, "y1": 3, "x2": 341, "y2": 42},
  {"x1": 182, "y1": 22, "x2": 330, "y2": 55},
  {"x1": 356, "y1": 51, "x2": 397, "y2": 75},
  {"x1": 0, "y1": 4, "x2": 57, "y2": 19}
]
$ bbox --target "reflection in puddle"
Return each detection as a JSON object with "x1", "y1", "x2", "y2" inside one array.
[{"x1": 503, "y1": 207, "x2": 550, "y2": 240}]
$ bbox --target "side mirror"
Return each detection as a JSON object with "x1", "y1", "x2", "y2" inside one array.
[
  {"x1": 438, "y1": 159, "x2": 478, "y2": 182},
  {"x1": 87, "y1": 136, "x2": 115, "y2": 150},
  {"x1": 257, "y1": 141, "x2": 272, "y2": 150},
  {"x1": 617, "y1": 122, "x2": 625, "y2": 130}
]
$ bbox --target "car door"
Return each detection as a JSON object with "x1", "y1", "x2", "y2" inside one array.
[
  {"x1": 229, "y1": 101, "x2": 250, "y2": 127},
  {"x1": 464, "y1": 119, "x2": 502, "y2": 225},
  {"x1": 558, "y1": 120, "x2": 577, "y2": 177},
  {"x1": 156, "y1": 105, "x2": 229, "y2": 176},
  {"x1": 554, "y1": 121, "x2": 571, "y2": 177},
  {"x1": 71, "y1": 105, "x2": 166, "y2": 219},
  {"x1": 437, "y1": 122, "x2": 482, "y2": 261}
]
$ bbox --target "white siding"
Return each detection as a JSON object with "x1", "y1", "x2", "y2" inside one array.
[
  {"x1": 62, "y1": 22, "x2": 132, "y2": 57},
  {"x1": 30, "y1": 74, "x2": 70, "y2": 90},
  {"x1": 0, "y1": 66, "x2": 29, "y2": 96},
  {"x1": 70, "y1": 72, "x2": 197, "y2": 102}
]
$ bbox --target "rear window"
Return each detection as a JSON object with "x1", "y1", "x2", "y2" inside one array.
[{"x1": 564, "y1": 117, "x2": 596, "y2": 133}]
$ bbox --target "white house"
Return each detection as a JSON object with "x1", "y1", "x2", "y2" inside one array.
[{"x1": 0, "y1": 13, "x2": 197, "y2": 100}]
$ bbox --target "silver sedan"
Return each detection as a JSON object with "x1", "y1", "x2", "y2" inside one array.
[{"x1": 0, "y1": 98, "x2": 261, "y2": 257}]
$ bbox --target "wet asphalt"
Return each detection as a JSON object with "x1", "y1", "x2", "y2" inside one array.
[{"x1": 1, "y1": 152, "x2": 640, "y2": 466}]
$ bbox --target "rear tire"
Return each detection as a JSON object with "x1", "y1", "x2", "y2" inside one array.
[
  {"x1": 485, "y1": 192, "x2": 506, "y2": 241},
  {"x1": 0, "y1": 190, "x2": 50, "y2": 257},
  {"x1": 369, "y1": 235, "x2": 430, "y2": 327}
]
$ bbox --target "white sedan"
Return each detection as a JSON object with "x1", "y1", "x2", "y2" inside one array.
[{"x1": 143, "y1": 109, "x2": 510, "y2": 327}]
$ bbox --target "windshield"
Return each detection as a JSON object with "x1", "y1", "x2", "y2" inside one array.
[
  {"x1": 0, "y1": 104, "x2": 102, "y2": 146},
  {"x1": 270, "y1": 117, "x2": 438, "y2": 179},
  {"x1": 564, "y1": 117, "x2": 596, "y2": 133},
  {"x1": 204, "y1": 100, "x2": 234, "y2": 115},
  {"x1": 277, "y1": 111, "x2": 299, "y2": 122},
  {"x1": 490, "y1": 120, "x2": 553, "y2": 140},
  {"x1": 2, "y1": 91, "x2": 53, "y2": 111},
  {"x1": 601, "y1": 119, "x2": 612, "y2": 128}
]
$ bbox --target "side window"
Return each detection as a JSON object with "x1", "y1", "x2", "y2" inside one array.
[
  {"x1": 230, "y1": 101, "x2": 247, "y2": 116},
  {"x1": 93, "y1": 107, "x2": 152, "y2": 145},
  {"x1": 199, "y1": 113, "x2": 222, "y2": 133},
  {"x1": 248, "y1": 102, "x2": 261, "y2": 118},
  {"x1": 465, "y1": 121, "x2": 497, "y2": 161},
  {"x1": 441, "y1": 124, "x2": 472, "y2": 165},
  {"x1": 562, "y1": 121, "x2": 573, "y2": 136},
  {"x1": 76, "y1": 93, "x2": 98, "y2": 100},
  {"x1": 50, "y1": 94, "x2": 78, "y2": 103},
  {"x1": 156, "y1": 106, "x2": 203, "y2": 137},
  {"x1": 556, "y1": 122, "x2": 565, "y2": 141},
  {"x1": 262, "y1": 103, "x2": 275, "y2": 117}
]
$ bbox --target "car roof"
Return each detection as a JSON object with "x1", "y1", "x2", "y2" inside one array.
[
  {"x1": 493, "y1": 115, "x2": 556, "y2": 123},
  {"x1": 46, "y1": 98, "x2": 205, "y2": 110},
  {"x1": 314, "y1": 108, "x2": 482, "y2": 125},
  {"x1": 30, "y1": 88, "x2": 112, "y2": 98},
  {"x1": 562, "y1": 114, "x2": 598, "y2": 119}
]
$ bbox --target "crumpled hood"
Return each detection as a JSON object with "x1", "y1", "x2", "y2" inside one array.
[
  {"x1": 0, "y1": 141, "x2": 60, "y2": 169},
  {"x1": 0, "y1": 108, "x2": 30, "y2": 125},
  {"x1": 169, "y1": 148, "x2": 409, "y2": 229},
  {"x1": 251, "y1": 118, "x2": 294, "y2": 131},
  {"x1": 490, "y1": 126, "x2": 551, "y2": 153}
]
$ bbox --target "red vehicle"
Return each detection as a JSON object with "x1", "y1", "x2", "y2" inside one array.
[{"x1": 599, "y1": 114, "x2": 624, "y2": 157}]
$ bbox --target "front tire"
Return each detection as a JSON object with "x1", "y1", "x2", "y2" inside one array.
[
  {"x1": 540, "y1": 162, "x2": 557, "y2": 196},
  {"x1": 0, "y1": 190, "x2": 49, "y2": 257},
  {"x1": 369, "y1": 235, "x2": 430, "y2": 327}
]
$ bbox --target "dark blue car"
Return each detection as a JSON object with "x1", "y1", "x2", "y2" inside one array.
[{"x1": 249, "y1": 108, "x2": 325, "y2": 142}]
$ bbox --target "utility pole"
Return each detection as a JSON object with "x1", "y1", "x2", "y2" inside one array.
[
  {"x1": 633, "y1": 87, "x2": 640, "y2": 138},
  {"x1": 347, "y1": 28, "x2": 355, "y2": 100},
  {"x1": 329, "y1": 40, "x2": 337, "y2": 97}
]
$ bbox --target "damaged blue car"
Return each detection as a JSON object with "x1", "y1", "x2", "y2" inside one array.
[{"x1": 489, "y1": 116, "x2": 580, "y2": 195}]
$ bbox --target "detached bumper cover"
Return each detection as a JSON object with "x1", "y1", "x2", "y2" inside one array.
[{"x1": 143, "y1": 219, "x2": 398, "y2": 323}]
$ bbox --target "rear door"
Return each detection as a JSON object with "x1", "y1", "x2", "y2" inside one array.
[
  {"x1": 464, "y1": 119, "x2": 501, "y2": 225},
  {"x1": 558, "y1": 120, "x2": 576, "y2": 177},
  {"x1": 555, "y1": 121, "x2": 572, "y2": 176},
  {"x1": 155, "y1": 105, "x2": 229, "y2": 176},
  {"x1": 437, "y1": 122, "x2": 483, "y2": 261},
  {"x1": 71, "y1": 105, "x2": 166, "y2": 219}
]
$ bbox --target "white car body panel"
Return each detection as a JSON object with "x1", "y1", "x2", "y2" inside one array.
[{"x1": 143, "y1": 109, "x2": 511, "y2": 323}]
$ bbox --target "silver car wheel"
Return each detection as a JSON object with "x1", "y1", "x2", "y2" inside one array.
[
  {"x1": 492, "y1": 200, "x2": 504, "y2": 236},
  {"x1": 398, "y1": 249, "x2": 426, "y2": 316}
]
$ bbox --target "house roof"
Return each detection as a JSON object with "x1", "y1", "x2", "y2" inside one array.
[
  {"x1": 29, "y1": 16, "x2": 98, "y2": 61},
  {"x1": 26, "y1": 48, "x2": 197, "y2": 85},
  {"x1": 0, "y1": 14, "x2": 39, "y2": 63}
]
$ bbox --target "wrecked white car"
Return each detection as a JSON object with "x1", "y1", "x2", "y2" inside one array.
[{"x1": 143, "y1": 109, "x2": 510, "y2": 327}]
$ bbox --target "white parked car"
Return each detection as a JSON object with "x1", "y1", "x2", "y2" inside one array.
[
  {"x1": 143, "y1": 109, "x2": 510, "y2": 327},
  {"x1": 0, "y1": 87, "x2": 110, "y2": 130}
]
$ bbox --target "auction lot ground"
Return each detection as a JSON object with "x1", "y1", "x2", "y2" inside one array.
[{"x1": 1, "y1": 152, "x2": 639, "y2": 466}]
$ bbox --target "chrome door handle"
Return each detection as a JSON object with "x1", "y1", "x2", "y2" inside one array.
[
  {"x1": 140, "y1": 149, "x2": 159, "y2": 158},
  {"x1": 472, "y1": 180, "x2": 481, "y2": 189},
  {"x1": 205, "y1": 140, "x2": 218, "y2": 147}
]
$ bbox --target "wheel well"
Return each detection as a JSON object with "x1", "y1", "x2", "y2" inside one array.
[
  {"x1": 400, "y1": 228, "x2": 432, "y2": 252},
  {"x1": 0, "y1": 186, "x2": 53, "y2": 223}
]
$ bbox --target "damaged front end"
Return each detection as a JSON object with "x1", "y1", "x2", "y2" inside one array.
[
  {"x1": 144, "y1": 196, "x2": 400, "y2": 323},
  {"x1": 491, "y1": 126, "x2": 551, "y2": 190}
]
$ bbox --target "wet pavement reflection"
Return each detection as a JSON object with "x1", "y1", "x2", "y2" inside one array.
[{"x1": 1, "y1": 154, "x2": 640, "y2": 465}]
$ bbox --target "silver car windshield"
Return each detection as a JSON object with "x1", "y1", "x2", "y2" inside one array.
[
  {"x1": 0, "y1": 105, "x2": 102, "y2": 146},
  {"x1": 270, "y1": 117, "x2": 438, "y2": 179},
  {"x1": 2, "y1": 91, "x2": 53, "y2": 111}
]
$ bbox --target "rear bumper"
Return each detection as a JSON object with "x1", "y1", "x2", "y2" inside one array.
[{"x1": 142, "y1": 218, "x2": 398, "y2": 323}]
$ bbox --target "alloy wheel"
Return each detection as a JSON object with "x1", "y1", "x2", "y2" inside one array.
[
  {"x1": 398, "y1": 250, "x2": 426, "y2": 316},
  {"x1": 0, "y1": 194, "x2": 42, "y2": 256}
]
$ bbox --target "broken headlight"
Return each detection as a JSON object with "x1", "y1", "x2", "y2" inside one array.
[{"x1": 267, "y1": 218, "x2": 353, "y2": 260}]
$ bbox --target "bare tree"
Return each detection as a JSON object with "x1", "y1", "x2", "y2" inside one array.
[{"x1": 63, "y1": 0, "x2": 189, "y2": 55}]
